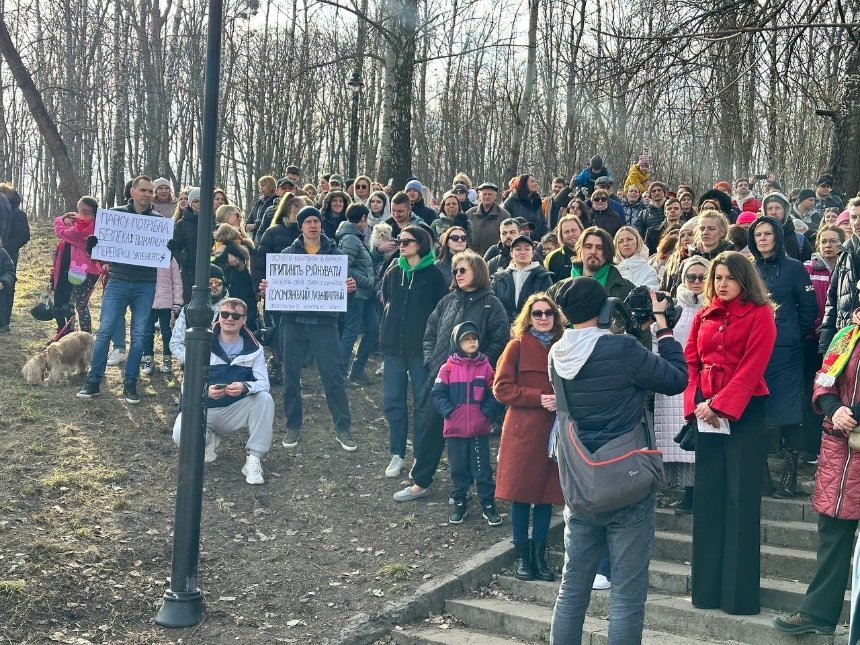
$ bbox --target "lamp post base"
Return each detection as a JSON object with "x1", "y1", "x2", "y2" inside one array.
[{"x1": 154, "y1": 589, "x2": 204, "y2": 627}]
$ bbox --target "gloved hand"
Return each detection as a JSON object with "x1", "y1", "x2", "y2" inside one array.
[
  {"x1": 166, "y1": 238, "x2": 177, "y2": 253},
  {"x1": 86, "y1": 236, "x2": 98, "y2": 255}
]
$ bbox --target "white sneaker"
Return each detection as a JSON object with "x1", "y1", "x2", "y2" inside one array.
[
  {"x1": 242, "y1": 454, "x2": 264, "y2": 485},
  {"x1": 592, "y1": 574, "x2": 611, "y2": 590},
  {"x1": 204, "y1": 434, "x2": 221, "y2": 463},
  {"x1": 141, "y1": 355, "x2": 154, "y2": 375},
  {"x1": 107, "y1": 348, "x2": 126, "y2": 366},
  {"x1": 385, "y1": 455, "x2": 405, "y2": 478},
  {"x1": 160, "y1": 356, "x2": 172, "y2": 374},
  {"x1": 375, "y1": 361, "x2": 384, "y2": 376}
]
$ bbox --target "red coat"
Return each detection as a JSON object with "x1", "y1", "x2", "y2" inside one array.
[
  {"x1": 812, "y1": 347, "x2": 860, "y2": 520},
  {"x1": 493, "y1": 333, "x2": 564, "y2": 506},
  {"x1": 684, "y1": 296, "x2": 776, "y2": 421}
]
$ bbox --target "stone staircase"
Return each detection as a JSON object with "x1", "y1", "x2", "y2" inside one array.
[{"x1": 391, "y1": 496, "x2": 852, "y2": 644}]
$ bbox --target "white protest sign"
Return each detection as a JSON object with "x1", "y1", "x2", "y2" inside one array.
[
  {"x1": 265, "y1": 253, "x2": 348, "y2": 312},
  {"x1": 90, "y1": 208, "x2": 173, "y2": 268}
]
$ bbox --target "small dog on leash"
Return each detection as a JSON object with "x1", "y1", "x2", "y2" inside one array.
[{"x1": 22, "y1": 331, "x2": 94, "y2": 385}]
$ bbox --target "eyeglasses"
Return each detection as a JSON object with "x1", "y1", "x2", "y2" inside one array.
[
  {"x1": 592, "y1": 197, "x2": 607, "y2": 203},
  {"x1": 356, "y1": 184, "x2": 369, "y2": 190},
  {"x1": 396, "y1": 238, "x2": 417, "y2": 246},
  {"x1": 209, "y1": 278, "x2": 223, "y2": 287},
  {"x1": 454, "y1": 267, "x2": 470, "y2": 275},
  {"x1": 820, "y1": 239, "x2": 841, "y2": 246},
  {"x1": 684, "y1": 274, "x2": 706, "y2": 283},
  {"x1": 448, "y1": 235, "x2": 467, "y2": 242},
  {"x1": 219, "y1": 311, "x2": 245, "y2": 320},
  {"x1": 531, "y1": 309, "x2": 555, "y2": 319}
]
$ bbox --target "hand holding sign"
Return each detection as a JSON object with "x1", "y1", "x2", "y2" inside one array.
[{"x1": 90, "y1": 208, "x2": 174, "y2": 268}]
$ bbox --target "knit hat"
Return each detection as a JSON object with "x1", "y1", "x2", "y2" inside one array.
[
  {"x1": 296, "y1": 206, "x2": 322, "y2": 227},
  {"x1": 590, "y1": 155, "x2": 604, "y2": 171},
  {"x1": 796, "y1": 188, "x2": 816, "y2": 203},
  {"x1": 453, "y1": 183, "x2": 468, "y2": 193},
  {"x1": 736, "y1": 211, "x2": 757, "y2": 226},
  {"x1": 557, "y1": 277, "x2": 608, "y2": 324},
  {"x1": 450, "y1": 321, "x2": 481, "y2": 353},
  {"x1": 153, "y1": 177, "x2": 171, "y2": 190},
  {"x1": 816, "y1": 174, "x2": 834, "y2": 187},
  {"x1": 405, "y1": 179, "x2": 423, "y2": 194},
  {"x1": 680, "y1": 217, "x2": 698, "y2": 233},
  {"x1": 187, "y1": 187, "x2": 201, "y2": 203},
  {"x1": 713, "y1": 180, "x2": 732, "y2": 193},
  {"x1": 209, "y1": 263, "x2": 225, "y2": 282},
  {"x1": 638, "y1": 154, "x2": 650, "y2": 167},
  {"x1": 837, "y1": 210, "x2": 851, "y2": 226},
  {"x1": 329, "y1": 174, "x2": 345, "y2": 187}
]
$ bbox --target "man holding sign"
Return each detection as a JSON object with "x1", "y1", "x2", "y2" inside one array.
[
  {"x1": 77, "y1": 175, "x2": 166, "y2": 403},
  {"x1": 261, "y1": 205, "x2": 356, "y2": 452}
]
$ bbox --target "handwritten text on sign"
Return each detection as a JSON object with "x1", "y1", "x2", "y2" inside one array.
[
  {"x1": 265, "y1": 253, "x2": 348, "y2": 312},
  {"x1": 91, "y1": 208, "x2": 174, "y2": 268}
]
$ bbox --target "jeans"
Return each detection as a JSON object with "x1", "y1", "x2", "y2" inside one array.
[
  {"x1": 339, "y1": 296, "x2": 379, "y2": 375},
  {"x1": 89, "y1": 279, "x2": 156, "y2": 382},
  {"x1": 511, "y1": 502, "x2": 553, "y2": 544},
  {"x1": 550, "y1": 493, "x2": 656, "y2": 645},
  {"x1": 112, "y1": 311, "x2": 127, "y2": 350},
  {"x1": 143, "y1": 308, "x2": 173, "y2": 356},
  {"x1": 382, "y1": 354, "x2": 429, "y2": 458}
]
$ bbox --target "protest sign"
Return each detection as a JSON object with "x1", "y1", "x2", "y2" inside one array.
[
  {"x1": 265, "y1": 253, "x2": 348, "y2": 312},
  {"x1": 90, "y1": 208, "x2": 173, "y2": 268}
]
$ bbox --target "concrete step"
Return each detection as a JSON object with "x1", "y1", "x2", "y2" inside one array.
[
  {"x1": 655, "y1": 508, "x2": 820, "y2": 551},
  {"x1": 761, "y1": 497, "x2": 817, "y2": 523},
  {"x1": 653, "y1": 530, "x2": 818, "y2": 582},
  {"x1": 444, "y1": 596, "x2": 746, "y2": 644},
  {"x1": 391, "y1": 625, "x2": 526, "y2": 644}
]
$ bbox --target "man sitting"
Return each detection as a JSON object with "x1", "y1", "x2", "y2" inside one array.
[{"x1": 171, "y1": 297, "x2": 274, "y2": 485}]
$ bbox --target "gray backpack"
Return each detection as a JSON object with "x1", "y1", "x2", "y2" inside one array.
[{"x1": 550, "y1": 366, "x2": 664, "y2": 514}]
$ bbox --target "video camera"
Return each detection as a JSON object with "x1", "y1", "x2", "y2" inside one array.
[{"x1": 597, "y1": 286, "x2": 681, "y2": 336}]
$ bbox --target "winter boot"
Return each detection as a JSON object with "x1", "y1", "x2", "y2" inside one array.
[
  {"x1": 675, "y1": 486, "x2": 694, "y2": 515},
  {"x1": 514, "y1": 541, "x2": 534, "y2": 581},
  {"x1": 762, "y1": 457, "x2": 775, "y2": 496},
  {"x1": 773, "y1": 450, "x2": 799, "y2": 498},
  {"x1": 531, "y1": 542, "x2": 555, "y2": 582}
]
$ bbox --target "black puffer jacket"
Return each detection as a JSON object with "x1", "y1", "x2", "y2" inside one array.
[
  {"x1": 544, "y1": 246, "x2": 575, "y2": 283},
  {"x1": 380, "y1": 260, "x2": 449, "y2": 357},
  {"x1": 820, "y1": 236, "x2": 860, "y2": 352},
  {"x1": 637, "y1": 203, "x2": 664, "y2": 239},
  {"x1": 3, "y1": 190, "x2": 30, "y2": 264},
  {"x1": 503, "y1": 193, "x2": 545, "y2": 238},
  {"x1": 423, "y1": 287, "x2": 509, "y2": 377},
  {"x1": 781, "y1": 214, "x2": 813, "y2": 263},
  {"x1": 491, "y1": 263, "x2": 554, "y2": 321},
  {"x1": 253, "y1": 220, "x2": 300, "y2": 285}
]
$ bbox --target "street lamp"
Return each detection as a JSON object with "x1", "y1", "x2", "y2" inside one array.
[
  {"x1": 154, "y1": 0, "x2": 223, "y2": 629},
  {"x1": 348, "y1": 71, "x2": 364, "y2": 179}
]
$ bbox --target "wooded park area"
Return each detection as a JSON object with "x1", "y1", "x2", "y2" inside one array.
[{"x1": 0, "y1": 0, "x2": 857, "y2": 216}]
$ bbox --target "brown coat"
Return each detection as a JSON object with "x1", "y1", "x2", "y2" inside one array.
[{"x1": 493, "y1": 333, "x2": 564, "y2": 505}]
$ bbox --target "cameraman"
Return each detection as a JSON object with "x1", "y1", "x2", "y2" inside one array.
[{"x1": 548, "y1": 277, "x2": 687, "y2": 645}]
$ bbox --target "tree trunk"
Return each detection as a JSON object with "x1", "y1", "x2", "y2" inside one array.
[
  {"x1": 0, "y1": 15, "x2": 82, "y2": 209},
  {"x1": 505, "y1": 0, "x2": 538, "y2": 180},
  {"x1": 829, "y1": 46, "x2": 860, "y2": 197}
]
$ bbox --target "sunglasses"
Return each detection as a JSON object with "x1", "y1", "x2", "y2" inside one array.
[
  {"x1": 684, "y1": 274, "x2": 706, "y2": 283},
  {"x1": 592, "y1": 197, "x2": 607, "y2": 203},
  {"x1": 356, "y1": 184, "x2": 369, "y2": 190},
  {"x1": 454, "y1": 267, "x2": 470, "y2": 275},
  {"x1": 396, "y1": 238, "x2": 417, "y2": 246},
  {"x1": 219, "y1": 311, "x2": 245, "y2": 320},
  {"x1": 531, "y1": 309, "x2": 555, "y2": 319},
  {"x1": 448, "y1": 234, "x2": 468, "y2": 242},
  {"x1": 209, "y1": 278, "x2": 223, "y2": 287},
  {"x1": 454, "y1": 189, "x2": 466, "y2": 194}
]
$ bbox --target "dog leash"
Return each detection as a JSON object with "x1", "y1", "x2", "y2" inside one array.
[{"x1": 47, "y1": 268, "x2": 108, "y2": 346}]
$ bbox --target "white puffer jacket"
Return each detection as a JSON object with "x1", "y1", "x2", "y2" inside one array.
[{"x1": 616, "y1": 254, "x2": 660, "y2": 290}]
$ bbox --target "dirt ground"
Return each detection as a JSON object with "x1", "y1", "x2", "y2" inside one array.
[{"x1": 0, "y1": 221, "x2": 507, "y2": 644}]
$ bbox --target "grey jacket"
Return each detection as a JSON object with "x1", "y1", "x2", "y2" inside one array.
[{"x1": 336, "y1": 221, "x2": 375, "y2": 300}]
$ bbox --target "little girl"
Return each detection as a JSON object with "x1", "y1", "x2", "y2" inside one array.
[{"x1": 431, "y1": 321, "x2": 502, "y2": 526}]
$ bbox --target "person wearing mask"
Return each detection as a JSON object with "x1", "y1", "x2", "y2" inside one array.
[
  {"x1": 404, "y1": 179, "x2": 437, "y2": 226},
  {"x1": 380, "y1": 225, "x2": 448, "y2": 478},
  {"x1": 491, "y1": 234, "x2": 553, "y2": 322},
  {"x1": 483, "y1": 218, "x2": 521, "y2": 273},
  {"x1": 762, "y1": 191, "x2": 813, "y2": 262},
  {"x1": 621, "y1": 184, "x2": 646, "y2": 230},
  {"x1": 731, "y1": 177, "x2": 761, "y2": 215},
  {"x1": 748, "y1": 217, "x2": 818, "y2": 497},
  {"x1": 645, "y1": 196, "x2": 683, "y2": 254},
  {"x1": 544, "y1": 215, "x2": 584, "y2": 283},
  {"x1": 801, "y1": 225, "x2": 845, "y2": 464},
  {"x1": 503, "y1": 174, "x2": 545, "y2": 238},
  {"x1": 393, "y1": 250, "x2": 509, "y2": 502},
  {"x1": 468, "y1": 183, "x2": 511, "y2": 256},
  {"x1": 494, "y1": 294, "x2": 565, "y2": 581},
  {"x1": 638, "y1": 181, "x2": 668, "y2": 239},
  {"x1": 548, "y1": 278, "x2": 686, "y2": 644},
  {"x1": 820, "y1": 201, "x2": 860, "y2": 352},
  {"x1": 614, "y1": 226, "x2": 660, "y2": 290},
  {"x1": 434, "y1": 226, "x2": 468, "y2": 285},
  {"x1": 431, "y1": 191, "x2": 473, "y2": 242},
  {"x1": 685, "y1": 251, "x2": 777, "y2": 616},
  {"x1": 586, "y1": 188, "x2": 623, "y2": 236}
]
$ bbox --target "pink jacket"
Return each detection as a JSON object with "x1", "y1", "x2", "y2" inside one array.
[
  {"x1": 431, "y1": 353, "x2": 499, "y2": 439},
  {"x1": 153, "y1": 258, "x2": 184, "y2": 310},
  {"x1": 53, "y1": 216, "x2": 102, "y2": 290}
]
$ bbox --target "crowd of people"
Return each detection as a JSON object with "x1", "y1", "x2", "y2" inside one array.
[{"x1": 4, "y1": 155, "x2": 860, "y2": 643}]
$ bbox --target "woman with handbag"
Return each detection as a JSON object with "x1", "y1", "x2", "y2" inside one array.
[
  {"x1": 494, "y1": 293, "x2": 565, "y2": 581},
  {"x1": 685, "y1": 251, "x2": 776, "y2": 615},
  {"x1": 653, "y1": 256, "x2": 709, "y2": 515}
]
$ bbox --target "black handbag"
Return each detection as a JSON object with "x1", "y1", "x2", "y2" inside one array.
[
  {"x1": 30, "y1": 293, "x2": 54, "y2": 321},
  {"x1": 673, "y1": 420, "x2": 697, "y2": 452}
]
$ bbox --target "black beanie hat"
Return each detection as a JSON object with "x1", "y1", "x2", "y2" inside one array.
[
  {"x1": 450, "y1": 321, "x2": 481, "y2": 352},
  {"x1": 796, "y1": 188, "x2": 816, "y2": 203},
  {"x1": 209, "y1": 263, "x2": 225, "y2": 282},
  {"x1": 296, "y1": 206, "x2": 322, "y2": 228},
  {"x1": 557, "y1": 277, "x2": 607, "y2": 324},
  {"x1": 590, "y1": 155, "x2": 604, "y2": 171}
]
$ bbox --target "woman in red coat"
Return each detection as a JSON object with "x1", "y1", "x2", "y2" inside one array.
[
  {"x1": 494, "y1": 293, "x2": 565, "y2": 582},
  {"x1": 685, "y1": 251, "x2": 776, "y2": 616}
]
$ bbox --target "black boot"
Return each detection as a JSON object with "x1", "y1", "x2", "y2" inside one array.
[
  {"x1": 762, "y1": 457, "x2": 775, "y2": 496},
  {"x1": 675, "y1": 486, "x2": 694, "y2": 515},
  {"x1": 773, "y1": 450, "x2": 799, "y2": 498},
  {"x1": 531, "y1": 542, "x2": 555, "y2": 582},
  {"x1": 514, "y1": 541, "x2": 534, "y2": 580}
]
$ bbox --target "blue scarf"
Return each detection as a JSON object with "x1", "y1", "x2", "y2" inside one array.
[{"x1": 529, "y1": 327, "x2": 555, "y2": 347}]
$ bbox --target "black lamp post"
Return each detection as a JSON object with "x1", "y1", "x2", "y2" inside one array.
[
  {"x1": 347, "y1": 71, "x2": 364, "y2": 178},
  {"x1": 154, "y1": 0, "x2": 222, "y2": 629}
]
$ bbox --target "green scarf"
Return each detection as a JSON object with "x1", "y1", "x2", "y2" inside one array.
[
  {"x1": 570, "y1": 262, "x2": 611, "y2": 286},
  {"x1": 398, "y1": 252, "x2": 435, "y2": 279}
]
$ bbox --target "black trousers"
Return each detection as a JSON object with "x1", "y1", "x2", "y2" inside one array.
[
  {"x1": 448, "y1": 435, "x2": 494, "y2": 504},
  {"x1": 691, "y1": 396, "x2": 766, "y2": 615},
  {"x1": 412, "y1": 382, "x2": 445, "y2": 489},
  {"x1": 800, "y1": 513, "x2": 857, "y2": 626},
  {"x1": 802, "y1": 339, "x2": 824, "y2": 455},
  {"x1": 280, "y1": 320, "x2": 351, "y2": 433}
]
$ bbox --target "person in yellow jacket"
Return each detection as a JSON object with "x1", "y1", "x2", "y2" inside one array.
[{"x1": 623, "y1": 155, "x2": 652, "y2": 192}]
